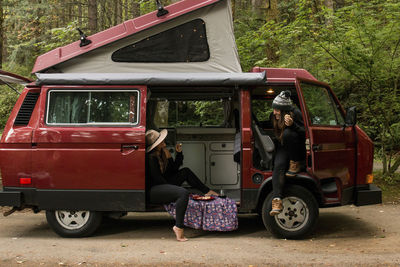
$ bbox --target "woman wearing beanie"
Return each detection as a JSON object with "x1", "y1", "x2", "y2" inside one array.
[
  {"x1": 145, "y1": 129, "x2": 218, "y2": 241},
  {"x1": 269, "y1": 91, "x2": 306, "y2": 216}
]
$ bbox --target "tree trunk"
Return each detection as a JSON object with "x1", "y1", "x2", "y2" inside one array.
[
  {"x1": 99, "y1": 0, "x2": 106, "y2": 30},
  {"x1": 0, "y1": 0, "x2": 3, "y2": 68},
  {"x1": 132, "y1": 0, "x2": 140, "y2": 18},
  {"x1": 117, "y1": 0, "x2": 122, "y2": 24},
  {"x1": 114, "y1": 0, "x2": 119, "y2": 25},
  {"x1": 124, "y1": 0, "x2": 128, "y2": 21},
  {"x1": 78, "y1": 0, "x2": 83, "y2": 28},
  {"x1": 324, "y1": 0, "x2": 334, "y2": 10},
  {"x1": 88, "y1": 0, "x2": 98, "y2": 34}
]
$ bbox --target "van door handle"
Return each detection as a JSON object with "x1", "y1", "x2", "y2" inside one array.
[
  {"x1": 312, "y1": 144, "x2": 322, "y2": 151},
  {"x1": 121, "y1": 145, "x2": 139, "y2": 150}
]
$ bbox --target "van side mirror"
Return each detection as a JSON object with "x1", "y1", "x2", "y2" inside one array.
[{"x1": 345, "y1": 106, "x2": 357, "y2": 126}]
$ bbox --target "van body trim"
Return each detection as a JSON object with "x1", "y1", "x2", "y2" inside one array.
[
  {"x1": 3, "y1": 187, "x2": 146, "y2": 211},
  {"x1": 35, "y1": 72, "x2": 267, "y2": 87}
]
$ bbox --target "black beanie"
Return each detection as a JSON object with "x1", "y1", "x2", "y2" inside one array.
[{"x1": 272, "y1": 91, "x2": 293, "y2": 111}]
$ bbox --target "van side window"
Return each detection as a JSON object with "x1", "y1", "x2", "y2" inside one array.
[
  {"x1": 47, "y1": 90, "x2": 139, "y2": 125},
  {"x1": 301, "y1": 84, "x2": 344, "y2": 126}
]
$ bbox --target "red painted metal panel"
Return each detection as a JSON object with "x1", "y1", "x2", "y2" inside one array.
[
  {"x1": 32, "y1": 0, "x2": 222, "y2": 73},
  {"x1": 0, "y1": 88, "x2": 42, "y2": 188},
  {"x1": 296, "y1": 79, "x2": 357, "y2": 194},
  {"x1": 30, "y1": 85, "x2": 147, "y2": 190},
  {"x1": 251, "y1": 67, "x2": 318, "y2": 82},
  {"x1": 240, "y1": 89, "x2": 255, "y2": 189},
  {"x1": 355, "y1": 125, "x2": 373, "y2": 184}
]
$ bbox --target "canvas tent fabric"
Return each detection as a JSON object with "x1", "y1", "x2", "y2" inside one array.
[
  {"x1": 34, "y1": 0, "x2": 241, "y2": 74},
  {"x1": 35, "y1": 72, "x2": 266, "y2": 86}
]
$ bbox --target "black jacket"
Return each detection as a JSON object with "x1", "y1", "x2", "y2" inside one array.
[{"x1": 146, "y1": 151, "x2": 183, "y2": 188}]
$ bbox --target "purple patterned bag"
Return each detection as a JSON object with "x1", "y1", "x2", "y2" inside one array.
[{"x1": 164, "y1": 195, "x2": 238, "y2": 231}]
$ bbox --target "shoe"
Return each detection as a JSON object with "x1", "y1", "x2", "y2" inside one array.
[
  {"x1": 269, "y1": 198, "x2": 283, "y2": 216},
  {"x1": 286, "y1": 160, "x2": 300, "y2": 177}
]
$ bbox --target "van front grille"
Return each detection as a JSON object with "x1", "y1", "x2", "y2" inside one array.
[{"x1": 14, "y1": 92, "x2": 40, "y2": 126}]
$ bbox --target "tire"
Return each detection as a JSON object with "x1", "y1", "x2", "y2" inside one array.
[
  {"x1": 46, "y1": 210, "x2": 102, "y2": 238},
  {"x1": 262, "y1": 184, "x2": 319, "y2": 239}
]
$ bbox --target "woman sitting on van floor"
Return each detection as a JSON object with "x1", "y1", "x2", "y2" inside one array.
[
  {"x1": 269, "y1": 91, "x2": 306, "y2": 216},
  {"x1": 145, "y1": 129, "x2": 218, "y2": 242}
]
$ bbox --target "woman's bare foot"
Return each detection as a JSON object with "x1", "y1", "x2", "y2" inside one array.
[
  {"x1": 205, "y1": 190, "x2": 219, "y2": 196},
  {"x1": 173, "y1": 226, "x2": 188, "y2": 242}
]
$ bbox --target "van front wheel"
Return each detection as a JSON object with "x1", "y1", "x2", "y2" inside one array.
[
  {"x1": 46, "y1": 210, "x2": 102, "y2": 238},
  {"x1": 262, "y1": 185, "x2": 319, "y2": 239}
]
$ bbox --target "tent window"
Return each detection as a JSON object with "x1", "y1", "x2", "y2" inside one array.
[{"x1": 111, "y1": 19, "x2": 210, "y2": 63}]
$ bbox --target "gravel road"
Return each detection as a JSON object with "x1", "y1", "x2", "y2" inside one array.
[{"x1": 0, "y1": 204, "x2": 399, "y2": 266}]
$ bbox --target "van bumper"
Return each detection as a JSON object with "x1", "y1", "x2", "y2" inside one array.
[
  {"x1": 0, "y1": 190, "x2": 22, "y2": 207},
  {"x1": 355, "y1": 184, "x2": 382, "y2": 206}
]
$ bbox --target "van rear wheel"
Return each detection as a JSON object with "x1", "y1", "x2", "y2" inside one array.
[
  {"x1": 262, "y1": 185, "x2": 319, "y2": 239},
  {"x1": 46, "y1": 210, "x2": 102, "y2": 238}
]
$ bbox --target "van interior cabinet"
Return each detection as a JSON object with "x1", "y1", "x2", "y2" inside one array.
[{"x1": 167, "y1": 128, "x2": 240, "y2": 197}]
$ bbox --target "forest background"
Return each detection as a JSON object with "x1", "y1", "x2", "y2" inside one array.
[{"x1": 0, "y1": 0, "x2": 399, "y2": 186}]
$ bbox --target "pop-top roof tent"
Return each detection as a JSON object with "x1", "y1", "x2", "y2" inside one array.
[{"x1": 32, "y1": 0, "x2": 241, "y2": 74}]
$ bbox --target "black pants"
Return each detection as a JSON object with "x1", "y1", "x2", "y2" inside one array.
[
  {"x1": 149, "y1": 168, "x2": 210, "y2": 228},
  {"x1": 272, "y1": 128, "x2": 305, "y2": 198}
]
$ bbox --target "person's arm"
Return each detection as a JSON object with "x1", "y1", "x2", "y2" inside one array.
[
  {"x1": 289, "y1": 108, "x2": 305, "y2": 135},
  {"x1": 166, "y1": 151, "x2": 183, "y2": 173},
  {"x1": 148, "y1": 156, "x2": 168, "y2": 185}
]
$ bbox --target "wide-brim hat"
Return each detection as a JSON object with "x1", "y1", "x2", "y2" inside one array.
[{"x1": 145, "y1": 129, "x2": 168, "y2": 153}]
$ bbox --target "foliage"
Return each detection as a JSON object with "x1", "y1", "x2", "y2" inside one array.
[
  {"x1": 0, "y1": 85, "x2": 18, "y2": 128},
  {"x1": 235, "y1": 0, "x2": 400, "y2": 177},
  {"x1": 166, "y1": 101, "x2": 224, "y2": 127}
]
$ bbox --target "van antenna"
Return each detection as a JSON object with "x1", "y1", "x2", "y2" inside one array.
[
  {"x1": 76, "y1": 28, "x2": 92, "y2": 47},
  {"x1": 155, "y1": 0, "x2": 169, "y2": 17}
]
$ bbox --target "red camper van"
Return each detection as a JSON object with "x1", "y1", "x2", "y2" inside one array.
[{"x1": 0, "y1": 0, "x2": 381, "y2": 239}]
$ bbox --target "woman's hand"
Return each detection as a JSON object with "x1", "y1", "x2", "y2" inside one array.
[
  {"x1": 284, "y1": 114, "x2": 293, "y2": 127},
  {"x1": 175, "y1": 143, "x2": 182, "y2": 153}
]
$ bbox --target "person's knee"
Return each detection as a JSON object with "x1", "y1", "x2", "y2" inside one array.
[
  {"x1": 180, "y1": 167, "x2": 191, "y2": 175},
  {"x1": 178, "y1": 187, "x2": 189, "y2": 199}
]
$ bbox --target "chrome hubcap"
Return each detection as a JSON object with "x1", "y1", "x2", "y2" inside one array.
[
  {"x1": 55, "y1": 210, "x2": 90, "y2": 230},
  {"x1": 274, "y1": 197, "x2": 309, "y2": 231}
]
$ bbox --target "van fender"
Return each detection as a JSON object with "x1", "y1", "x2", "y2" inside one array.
[{"x1": 255, "y1": 173, "x2": 322, "y2": 213}]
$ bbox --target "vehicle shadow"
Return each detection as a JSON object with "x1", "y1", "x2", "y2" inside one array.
[
  {"x1": 8, "y1": 208, "x2": 380, "y2": 240},
  {"x1": 312, "y1": 210, "x2": 379, "y2": 239},
  {"x1": 95, "y1": 209, "x2": 379, "y2": 240},
  {"x1": 96, "y1": 213, "x2": 267, "y2": 239}
]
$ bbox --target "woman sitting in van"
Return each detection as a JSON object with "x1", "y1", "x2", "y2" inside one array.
[
  {"x1": 269, "y1": 91, "x2": 306, "y2": 216},
  {"x1": 145, "y1": 129, "x2": 218, "y2": 242}
]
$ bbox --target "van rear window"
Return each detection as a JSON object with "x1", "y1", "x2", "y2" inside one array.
[{"x1": 46, "y1": 90, "x2": 139, "y2": 125}]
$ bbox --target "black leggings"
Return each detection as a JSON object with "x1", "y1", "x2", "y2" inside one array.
[
  {"x1": 272, "y1": 128, "x2": 305, "y2": 198},
  {"x1": 149, "y1": 168, "x2": 210, "y2": 228}
]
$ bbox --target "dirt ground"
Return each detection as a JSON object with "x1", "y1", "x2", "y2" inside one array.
[{"x1": 0, "y1": 204, "x2": 399, "y2": 267}]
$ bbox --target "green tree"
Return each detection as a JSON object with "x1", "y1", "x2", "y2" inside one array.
[{"x1": 237, "y1": 0, "x2": 400, "y2": 177}]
